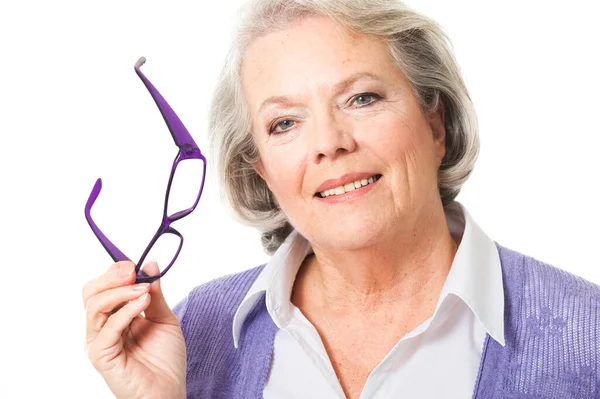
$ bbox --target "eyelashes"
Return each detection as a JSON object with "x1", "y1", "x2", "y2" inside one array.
[
  {"x1": 352, "y1": 93, "x2": 379, "y2": 107},
  {"x1": 269, "y1": 119, "x2": 296, "y2": 134},
  {"x1": 267, "y1": 92, "x2": 382, "y2": 135}
]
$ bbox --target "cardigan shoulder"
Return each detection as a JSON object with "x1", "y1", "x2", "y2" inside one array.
[
  {"x1": 173, "y1": 263, "x2": 266, "y2": 339},
  {"x1": 496, "y1": 243, "x2": 600, "y2": 297},
  {"x1": 171, "y1": 265, "x2": 266, "y2": 398},
  {"x1": 474, "y1": 244, "x2": 600, "y2": 398},
  {"x1": 173, "y1": 264, "x2": 266, "y2": 326},
  {"x1": 496, "y1": 242, "x2": 600, "y2": 347}
]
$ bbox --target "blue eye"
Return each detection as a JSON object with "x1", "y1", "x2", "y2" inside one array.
[
  {"x1": 269, "y1": 119, "x2": 295, "y2": 135},
  {"x1": 353, "y1": 93, "x2": 380, "y2": 107},
  {"x1": 355, "y1": 94, "x2": 373, "y2": 105}
]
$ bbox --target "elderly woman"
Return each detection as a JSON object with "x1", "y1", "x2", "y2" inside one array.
[{"x1": 82, "y1": 0, "x2": 600, "y2": 398}]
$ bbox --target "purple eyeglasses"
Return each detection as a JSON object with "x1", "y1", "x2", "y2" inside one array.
[{"x1": 85, "y1": 56, "x2": 206, "y2": 284}]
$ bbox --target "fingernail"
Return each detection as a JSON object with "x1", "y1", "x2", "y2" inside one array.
[{"x1": 133, "y1": 283, "x2": 150, "y2": 290}]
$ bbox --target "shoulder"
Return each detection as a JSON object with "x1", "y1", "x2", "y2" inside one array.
[
  {"x1": 170, "y1": 266, "x2": 267, "y2": 394},
  {"x1": 173, "y1": 264, "x2": 266, "y2": 328},
  {"x1": 495, "y1": 243, "x2": 600, "y2": 302},
  {"x1": 475, "y1": 244, "x2": 600, "y2": 399},
  {"x1": 495, "y1": 244, "x2": 600, "y2": 384},
  {"x1": 189, "y1": 264, "x2": 265, "y2": 301},
  {"x1": 477, "y1": 244, "x2": 600, "y2": 396},
  {"x1": 172, "y1": 265, "x2": 266, "y2": 378}
]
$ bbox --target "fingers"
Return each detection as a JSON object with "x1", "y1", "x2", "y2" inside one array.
[
  {"x1": 82, "y1": 261, "x2": 137, "y2": 309},
  {"x1": 82, "y1": 259, "x2": 177, "y2": 368},
  {"x1": 88, "y1": 292, "x2": 152, "y2": 366},
  {"x1": 141, "y1": 261, "x2": 178, "y2": 324},
  {"x1": 85, "y1": 283, "x2": 150, "y2": 343},
  {"x1": 83, "y1": 260, "x2": 152, "y2": 346}
]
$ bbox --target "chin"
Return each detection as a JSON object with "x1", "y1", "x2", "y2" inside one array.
[{"x1": 313, "y1": 218, "x2": 387, "y2": 250}]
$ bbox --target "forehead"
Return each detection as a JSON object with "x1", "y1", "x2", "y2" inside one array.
[{"x1": 240, "y1": 16, "x2": 398, "y2": 107}]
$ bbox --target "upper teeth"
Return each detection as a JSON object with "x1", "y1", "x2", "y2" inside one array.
[{"x1": 319, "y1": 176, "x2": 379, "y2": 198}]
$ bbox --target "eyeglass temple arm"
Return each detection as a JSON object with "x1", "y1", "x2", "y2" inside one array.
[
  {"x1": 85, "y1": 178, "x2": 131, "y2": 263},
  {"x1": 134, "y1": 56, "x2": 200, "y2": 154}
]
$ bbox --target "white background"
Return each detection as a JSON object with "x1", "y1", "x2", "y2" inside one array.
[{"x1": 1, "y1": 0, "x2": 599, "y2": 397}]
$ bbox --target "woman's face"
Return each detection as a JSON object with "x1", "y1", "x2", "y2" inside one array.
[{"x1": 241, "y1": 16, "x2": 447, "y2": 251}]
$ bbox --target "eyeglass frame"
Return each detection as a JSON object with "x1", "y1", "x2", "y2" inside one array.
[{"x1": 85, "y1": 56, "x2": 206, "y2": 284}]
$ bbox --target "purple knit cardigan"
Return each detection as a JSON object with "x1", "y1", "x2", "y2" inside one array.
[{"x1": 173, "y1": 244, "x2": 600, "y2": 398}]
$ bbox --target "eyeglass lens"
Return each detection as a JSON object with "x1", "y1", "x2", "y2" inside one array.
[{"x1": 167, "y1": 157, "x2": 206, "y2": 217}]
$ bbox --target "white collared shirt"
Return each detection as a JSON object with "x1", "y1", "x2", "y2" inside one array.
[{"x1": 232, "y1": 201, "x2": 505, "y2": 398}]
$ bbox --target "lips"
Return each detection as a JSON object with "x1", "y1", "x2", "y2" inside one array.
[
  {"x1": 316, "y1": 174, "x2": 382, "y2": 198},
  {"x1": 315, "y1": 172, "x2": 381, "y2": 196}
]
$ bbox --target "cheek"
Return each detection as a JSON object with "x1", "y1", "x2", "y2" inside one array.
[
  {"x1": 261, "y1": 145, "x2": 307, "y2": 202},
  {"x1": 384, "y1": 109, "x2": 433, "y2": 160},
  {"x1": 358, "y1": 112, "x2": 435, "y2": 193},
  {"x1": 359, "y1": 112, "x2": 423, "y2": 165}
]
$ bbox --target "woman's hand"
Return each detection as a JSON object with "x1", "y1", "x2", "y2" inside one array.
[{"x1": 82, "y1": 261, "x2": 186, "y2": 399}]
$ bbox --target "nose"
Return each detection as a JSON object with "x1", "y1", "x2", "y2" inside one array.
[{"x1": 310, "y1": 109, "x2": 357, "y2": 164}]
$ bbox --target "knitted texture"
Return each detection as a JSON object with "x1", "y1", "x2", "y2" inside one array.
[
  {"x1": 173, "y1": 265, "x2": 273, "y2": 399},
  {"x1": 473, "y1": 244, "x2": 600, "y2": 398},
  {"x1": 174, "y1": 244, "x2": 600, "y2": 398}
]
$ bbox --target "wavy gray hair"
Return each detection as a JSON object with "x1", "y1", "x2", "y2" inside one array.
[{"x1": 209, "y1": 0, "x2": 480, "y2": 255}]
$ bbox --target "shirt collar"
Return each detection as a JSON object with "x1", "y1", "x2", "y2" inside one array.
[
  {"x1": 232, "y1": 229, "x2": 312, "y2": 349},
  {"x1": 439, "y1": 201, "x2": 506, "y2": 346},
  {"x1": 232, "y1": 201, "x2": 505, "y2": 349}
]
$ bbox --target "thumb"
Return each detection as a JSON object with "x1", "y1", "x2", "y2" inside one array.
[{"x1": 141, "y1": 260, "x2": 177, "y2": 323}]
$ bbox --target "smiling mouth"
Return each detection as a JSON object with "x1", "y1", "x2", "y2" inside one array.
[{"x1": 315, "y1": 174, "x2": 382, "y2": 198}]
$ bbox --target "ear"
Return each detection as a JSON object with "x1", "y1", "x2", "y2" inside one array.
[
  {"x1": 253, "y1": 160, "x2": 280, "y2": 208},
  {"x1": 427, "y1": 98, "x2": 446, "y2": 165},
  {"x1": 253, "y1": 160, "x2": 271, "y2": 189}
]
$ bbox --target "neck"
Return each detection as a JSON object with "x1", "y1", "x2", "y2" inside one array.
[{"x1": 293, "y1": 202, "x2": 458, "y2": 320}]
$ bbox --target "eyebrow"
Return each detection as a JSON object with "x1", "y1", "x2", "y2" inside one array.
[{"x1": 256, "y1": 72, "x2": 385, "y2": 116}]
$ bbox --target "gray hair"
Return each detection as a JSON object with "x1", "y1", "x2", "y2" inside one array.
[{"x1": 209, "y1": 0, "x2": 480, "y2": 255}]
